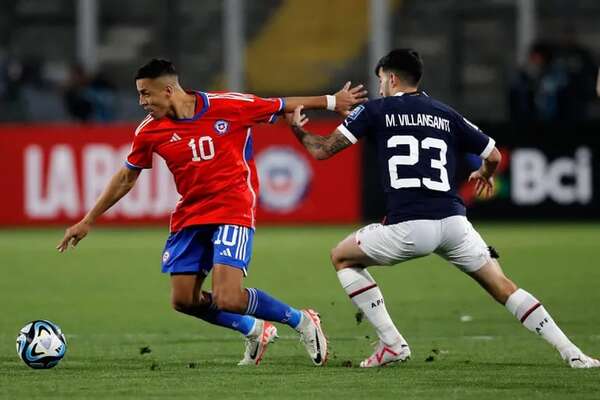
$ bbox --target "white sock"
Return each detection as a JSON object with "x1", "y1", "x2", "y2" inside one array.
[
  {"x1": 505, "y1": 288, "x2": 576, "y2": 357},
  {"x1": 337, "y1": 268, "x2": 407, "y2": 347}
]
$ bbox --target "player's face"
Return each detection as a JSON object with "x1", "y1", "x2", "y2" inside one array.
[
  {"x1": 377, "y1": 70, "x2": 392, "y2": 97},
  {"x1": 136, "y1": 78, "x2": 173, "y2": 119}
]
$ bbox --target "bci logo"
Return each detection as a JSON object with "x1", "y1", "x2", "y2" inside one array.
[{"x1": 511, "y1": 147, "x2": 592, "y2": 205}]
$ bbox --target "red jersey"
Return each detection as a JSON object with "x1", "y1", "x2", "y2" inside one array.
[{"x1": 126, "y1": 91, "x2": 284, "y2": 232}]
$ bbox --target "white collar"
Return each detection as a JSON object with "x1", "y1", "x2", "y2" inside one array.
[{"x1": 392, "y1": 90, "x2": 428, "y2": 97}]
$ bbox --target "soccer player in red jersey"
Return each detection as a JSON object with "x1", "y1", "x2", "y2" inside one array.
[{"x1": 57, "y1": 59, "x2": 367, "y2": 366}]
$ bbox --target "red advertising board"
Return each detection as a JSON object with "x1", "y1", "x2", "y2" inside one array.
[{"x1": 0, "y1": 121, "x2": 361, "y2": 226}]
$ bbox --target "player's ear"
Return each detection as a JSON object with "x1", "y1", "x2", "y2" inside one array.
[{"x1": 164, "y1": 84, "x2": 174, "y2": 97}]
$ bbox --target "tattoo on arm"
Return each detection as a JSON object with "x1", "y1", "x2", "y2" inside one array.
[{"x1": 291, "y1": 125, "x2": 352, "y2": 160}]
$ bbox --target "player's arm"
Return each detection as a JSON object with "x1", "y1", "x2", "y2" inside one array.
[
  {"x1": 56, "y1": 167, "x2": 141, "y2": 252},
  {"x1": 283, "y1": 81, "x2": 367, "y2": 117},
  {"x1": 285, "y1": 105, "x2": 352, "y2": 160},
  {"x1": 468, "y1": 147, "x2": 501, "y2": 198}
]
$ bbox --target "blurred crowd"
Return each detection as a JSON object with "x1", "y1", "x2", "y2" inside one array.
[
  {"x1": 0, "y1": 29, "x2": 598, "y2": 124},
  {"x1": 509, "y1": 29, "x2": 598, "y2": 123},
  {"x1": 0, "y1": 57, "x2": 117, "y2": 123}
]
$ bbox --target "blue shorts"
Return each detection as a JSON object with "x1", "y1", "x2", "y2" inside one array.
[{"x1": 161, "y1": 224, "x2": 254, "y2": 276}]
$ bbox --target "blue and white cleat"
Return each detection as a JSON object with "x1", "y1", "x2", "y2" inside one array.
[{"x1": 238, "y1": 320, "x2": 278, "y2": 366}]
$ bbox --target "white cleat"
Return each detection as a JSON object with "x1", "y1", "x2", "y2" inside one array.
[
  {"x1": 237, "y1": 320, "x2": 278, "y2": 366},
  {"x1": 297, "y1": 309, "x2": 328, "y2": 366},
  {"x1": 567, "y1": 353, "x2": 600, "y2": 369},
  {"x1": 359, "y1": 340, "x2": 411, "y2": 368}
]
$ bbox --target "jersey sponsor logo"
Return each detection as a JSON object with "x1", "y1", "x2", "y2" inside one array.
[
  {"x1": 344, "y1": 105, "x2": 365, "y2": 124},
  {"x1": 170, "y1": 133, "x2": 181, "y2": 142},
  {"x1": 214, "y1": 120, "x2": 230, "y2": 135},
  {"x1": 256, "y1": 146, "x2": 312, "y2": 212}
]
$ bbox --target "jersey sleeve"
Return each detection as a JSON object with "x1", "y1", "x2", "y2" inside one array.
[
  {"x1": 125, "y1": 122, "x2": 154, "y2": 170},
  {"x1": 336, "y1": 104, "x2": 372, "y2": 144},
  {"x1": 454, "y1": 115, "x2": 495, "y2": 158},
  {"x1": 238, "y1": 95, "x2": 285, "y2": 125}
]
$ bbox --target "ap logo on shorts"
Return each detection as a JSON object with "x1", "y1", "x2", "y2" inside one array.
[{"x1": 255, "y1": 146, "x2": 312, "y2": 212}]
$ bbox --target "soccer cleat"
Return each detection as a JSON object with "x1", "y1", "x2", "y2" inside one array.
[
  {"x1": 237, "y1": 320, "x2": 278, "y2": 366},
  {"x1": 566, "y1": 353, "x2": 600, "y2": 369},
  {"x1": 359, "y1": 340, "x2": 411, "y2": 368},
  {"x1": 297, "y1": 309, "x2": 328, "y2": 366}
]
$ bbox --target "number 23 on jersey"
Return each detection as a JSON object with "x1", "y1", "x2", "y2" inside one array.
[{"x1": 387, "y1": 135, "x2": 450, "y2": 192}]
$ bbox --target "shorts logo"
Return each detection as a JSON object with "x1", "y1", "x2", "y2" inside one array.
[
  {"x1": 255, "y1": 146, "x2": 312, "y2": 212},
  {"x1": 162, "y1": 251, "x2": 170, "y2": 263},
  {"x1": 214, "y1": 120, "x2": 229, "y2": 135}
]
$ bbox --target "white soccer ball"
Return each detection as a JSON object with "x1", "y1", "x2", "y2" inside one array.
[{"x1": 16, "y1": 320, "x2": 67, "y2": 369}]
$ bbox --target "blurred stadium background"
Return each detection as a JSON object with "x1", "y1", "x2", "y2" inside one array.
[{"x1": 1, "y1": 1, "x2": 599, "y2": 399}]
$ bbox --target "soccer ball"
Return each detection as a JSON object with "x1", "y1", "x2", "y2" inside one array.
[{"x1": 16, "y1": 320, "x2": 67, "y2": 369}]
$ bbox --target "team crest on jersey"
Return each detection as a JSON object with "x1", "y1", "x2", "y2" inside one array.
[
  {"x1": 214, "y1": 120, "x2": 230, "y2": 135},
  {"x1": 256, "y1": 146, "x2": 312, "y2": 212}
]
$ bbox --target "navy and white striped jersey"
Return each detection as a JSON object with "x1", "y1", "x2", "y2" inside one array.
[{"x1": 338, "y1": 92, "x2": 495, "y2": 224}]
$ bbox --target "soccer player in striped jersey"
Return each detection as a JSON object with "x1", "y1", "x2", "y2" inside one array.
[
  {"x1": 286, "y1": 49, "x2": 600, "y2": 369},
  {"x1": 57, "y1": 58, "x2": 367, "y2": 366}
]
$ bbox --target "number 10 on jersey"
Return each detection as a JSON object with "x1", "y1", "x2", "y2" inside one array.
[{"x1": 189, "y1": 136, "x2": 215, "y2": 161}]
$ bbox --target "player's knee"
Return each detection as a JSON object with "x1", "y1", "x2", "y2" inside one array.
[
  {"x1": 330, "y1": 245, "x2": 355, "y2": 271},
  {"x1": 330, "y1": 246, "x2": 344, "y2": 270}
]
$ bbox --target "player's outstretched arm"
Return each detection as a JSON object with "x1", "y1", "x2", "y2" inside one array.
[
  {"x1": 468, "y1": 147, "x2": 501, "y2": 198},
  {"x1": 285, "y1": 105, "x2": 352, "y2": 160},
  {"x1": 56, "y1": 167, "x2": 141, "y2": 252},
  {"x1": 283, "y1": 81, "x2": 367, "y2": 117}
]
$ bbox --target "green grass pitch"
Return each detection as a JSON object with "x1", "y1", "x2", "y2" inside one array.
[{"x1": 1, "y1": 223, "x2": 599, "y2": 399}]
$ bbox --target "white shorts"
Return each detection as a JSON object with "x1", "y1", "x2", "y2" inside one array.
[{"x1": 355, "y1": 215, "x2": 491, "y2": 273}]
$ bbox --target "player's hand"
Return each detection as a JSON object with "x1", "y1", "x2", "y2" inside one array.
[
  {"x1": 56, "y1": 221, "x2": 92, "y2": 252},
  {"x1": 468, "y1": 170, "x2": 495, "y2": 199},
  {"x1": 334, "y1": 81, "x2": 368, "y2": 117},
  {"x1": 285, "y1": 105, "x2": 309, "y2": 128}
]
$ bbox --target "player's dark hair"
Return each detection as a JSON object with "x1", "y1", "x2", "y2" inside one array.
[
  {"x1": 135, "y1": 58, "x2": 177, "y2": 80},
  {"x1": 375, "y1": 49, "x2": 423, "y2": 86}
]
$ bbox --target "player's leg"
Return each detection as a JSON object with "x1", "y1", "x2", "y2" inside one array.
[
  {"x1": 163, "y1": 226, "x2": 273, "y2": 365},
  {"x1": 331, "y1": 223, "x2": 421, "y2": 367},
  {"x1": 170, "y1": 272, "x2": 275, "y2": 366},
  {"x1": 170, "y1": 273, "x2": 255, "y2": 335},
  {"x1": 209, "y1": 225, "x2": 327, "y2": 365},
  {"x1": 439, "y1": 216, "x2": 599, "y2": 368},
  {"x1": 469, "y1": 260, "x2": 599, "y2": 368}
]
